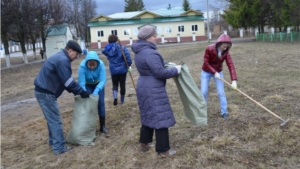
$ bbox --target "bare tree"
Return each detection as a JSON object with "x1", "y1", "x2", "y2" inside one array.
[
  {"x1": 209, "y1": 5, "x2": 229, "y2": 33},
  {"x1": 27, "y1": 0, "x2": 41, "y2": 59},
  {"x1": 78, "y1": 0, "x2": 97, "y2": 44},
  {"x1": 7, "y1": 0, "x2": 35, "y2": 64},
  {"x1": 68, "y1": 0, "x2": 81, "y2": 39},
  {"x1": 35, "y1": 0, "x2": 69, "y2": 59},
  {"x1": 66, "y1": 0, "x2": 97, "y2": 44},
  {"x1": 1, "y1": 0, "x2": 15, "y2": 67},
  {"x1": 215, "y1": 0, "x2": 230, "y2": 9}
]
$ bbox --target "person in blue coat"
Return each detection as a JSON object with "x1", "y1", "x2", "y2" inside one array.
[
  {"x1": 131, "y1": 25, "x2": 182, "y2": 157},
  {"x1": 102, "y1": 34, "x2": 132, "y2": 106},
  {"x1": 78, "y1": 51, "x2": 107, "y2": 133}
]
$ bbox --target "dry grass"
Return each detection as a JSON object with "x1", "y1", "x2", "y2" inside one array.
[{"x1": 1, "y1": 41, "x2": 300, "y2": 169}]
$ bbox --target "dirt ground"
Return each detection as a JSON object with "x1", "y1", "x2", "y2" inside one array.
[{"x1": 1, "y1": 41, "x2": 300, "y2": 169}]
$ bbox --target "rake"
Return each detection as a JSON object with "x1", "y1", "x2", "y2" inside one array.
[
  {"x1": 221, "y1": 78, "x2": 289, "y2": 126},
  {"x1": 118, "y1": 39, "x2": 136, "y2": 91}
]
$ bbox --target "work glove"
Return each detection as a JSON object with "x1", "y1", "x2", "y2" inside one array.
[
  {"x1": 168, "y1": 62, "x2": 176, "y2": 66},
  {"x1": 175, "y1": 65, "x2": 182, "y2": 74},
  {"x1": 214, "y1": 72, "x2": 221, "y2": 79},
  {"x1": 231, "y1": 80, "x2": 237, "y2": 90},
  {"x1": 127, "y1": 66, "x2": 132, "y2": 73},
  {"x1": 80, "y1": 90, "x2": 90, "y2": 98},
  {"x1": 164, "y1": 62, "x2": 176, "y2": 67}
]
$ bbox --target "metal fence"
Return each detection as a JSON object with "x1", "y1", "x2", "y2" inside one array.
[
  {"x1": 256, "y1": 32, "x2": 300, "y2": 42},
  {"x1": 210, "y1": 30, "x2": 256, "y2": 39}
]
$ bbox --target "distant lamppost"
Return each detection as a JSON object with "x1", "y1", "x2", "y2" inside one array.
[
  {"x1": 85, "y1": 41, "x2": 90, "y2": 48},
  {"x1": 207, "y1": 0, "x2": 210, "y2": 42}
]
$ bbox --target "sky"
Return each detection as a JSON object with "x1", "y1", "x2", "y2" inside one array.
[{"x1": 96, "y1": 0, "x2": 228, "y2": 17}]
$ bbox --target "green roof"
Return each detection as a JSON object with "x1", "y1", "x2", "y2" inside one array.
[
  {"x1": 88, "y1": 15, "x2": 205, "y2": 27},
  {"x1": 47, "y1": 23, "x2": 68, "y2": 36}
]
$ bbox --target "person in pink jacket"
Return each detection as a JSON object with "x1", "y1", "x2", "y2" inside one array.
[{"x1": 201, "y1": 34, "x2": 237, "y2": 120}]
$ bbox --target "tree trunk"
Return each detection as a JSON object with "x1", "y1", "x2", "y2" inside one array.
[
  {"x1": 40, "y1": 26, "x2": 47, "y2": 60},
  {"x1": 20, "y1": 40, "x2": 28, "y2": 64},
  {"x1": 41, "y1": 36, "x2": 47, "y2": 60},
  {"x1": 2, "y1": 32, "x2": 11, "y2": 68},
  {"x1": 32, "y1": 40, "x2": 37, "y2": 59},
  {"x1": 260, "y1": 24, "x2": 264, "y2": 33}
]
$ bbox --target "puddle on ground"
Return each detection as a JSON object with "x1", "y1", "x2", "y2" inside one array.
[{"x1": 1, "y1": 98, "x2": 37, "y2": 111}]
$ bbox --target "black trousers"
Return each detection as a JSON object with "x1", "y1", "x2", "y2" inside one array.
[
  {"x1": 111, "y1": 73, "x2": 127, "y2": 95},
  {"x1": 139, "y1": 125, "x2": 170, "y2": 153}
]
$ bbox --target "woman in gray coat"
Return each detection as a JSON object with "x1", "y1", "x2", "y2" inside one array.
[{"x1": 131, "y1": 25, "x2": 182, "y2": 157}]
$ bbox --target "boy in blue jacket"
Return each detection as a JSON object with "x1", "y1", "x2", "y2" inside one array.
[
  {"x1": 102, "y1": 35, "x2": 132, "y2": 105},
  {"x1": 78, "y1": 51, "x2": 107, "y2": 133}
]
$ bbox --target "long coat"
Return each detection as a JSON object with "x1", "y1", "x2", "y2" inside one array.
[{"x1": 131, "y1": 40, "x2": 179, "y2": 129}]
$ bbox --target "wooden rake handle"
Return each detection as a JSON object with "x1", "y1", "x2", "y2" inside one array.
[
  {"x1": 117, "y1": 39, "x2": 136, "y2": 91},
  {"x1": 220, "y1": 78, "x2": 283, "y2": 121}
]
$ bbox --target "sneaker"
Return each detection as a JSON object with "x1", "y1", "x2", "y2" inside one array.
[
  {"x1": 158, "y1": 149, "x2": 176, "y2": 157},
  {"x1": 222, "y1": 113, "x2": 229, "y2": 120},
  {"x1": 54, "y1": 146, "x2": 73, "y2": 155}
]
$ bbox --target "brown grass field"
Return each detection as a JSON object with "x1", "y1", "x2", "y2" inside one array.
[{"x1": 1, "y1": 41, "x2": 300, "y2": 169}]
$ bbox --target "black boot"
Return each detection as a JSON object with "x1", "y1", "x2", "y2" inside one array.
[
  {"x1": 99, "y1": 116, "x2": 108, "y2": 133},
  {"x1": 121, "y1": 95, "x2": 125, "y2": 104},
  {"x1": 113, "y1": 90, "x2": 118, "y2": 106}
]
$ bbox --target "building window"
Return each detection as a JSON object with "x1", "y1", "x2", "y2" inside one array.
[
  {"x1": 192, "y1": 25, "x2": 198, "y2": 31},
  {"x1": 165, "y1": 26, "x2": 172, "y2": 33},
  {"x1": 111, "y1": 30, "x2": 118, "y2": 35},
  {"x1": 124, "y1": 29, "x2": 130, "y2": 35},
  {"x1": 178, "y1": 25, "x2": 184, "y2": 32},
  {"x1": 98, "y1": 30, "x2": 104, "y2": 37},
  {"x1": 157, "y1": 26, "x2": 162, "y2": 34},
  {"x1": 133, "y1": 28, "x2": 138, "y2": 35}
]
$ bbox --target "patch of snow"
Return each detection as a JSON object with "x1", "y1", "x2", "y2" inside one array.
[{"x1": 1, "y1": 98, "x2": 37, "y2": 111}]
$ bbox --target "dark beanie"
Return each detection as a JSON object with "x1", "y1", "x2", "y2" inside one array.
[
  {"x1": 138, "y1": 25, "x2": 157, "y2": 40},
  {"x1": 66, "y1": 40, "x2": 82, "y2": 53}
]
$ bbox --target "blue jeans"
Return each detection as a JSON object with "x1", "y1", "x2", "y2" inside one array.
[
  {"x1": 35, "y1": 91, "x2": 66, "y2": 154},
  {"x1": 86, "y1": 85, "x2": 106, "y2": 117},
  {"x1": 200, "y1": 70, "x2": 228, "y2": 115}
]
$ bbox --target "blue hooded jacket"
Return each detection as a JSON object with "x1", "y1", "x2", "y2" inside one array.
[
  {"x1": 78, "y1": 51, "x2": 106, "y2": 95},
  {"x1": 102, "y1": 43, "x2": 132, "y2": 75}
]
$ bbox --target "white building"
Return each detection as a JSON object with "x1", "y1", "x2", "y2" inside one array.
[
  {"x1": 46, "y1": 24, "x2": 74, "y2": 57},
  {"x1": 88, "y1": 7, "x2": 206, "y2": 48}
]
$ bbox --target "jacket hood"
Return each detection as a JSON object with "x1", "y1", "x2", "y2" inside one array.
[
  {"x1": 131, "y1": 40, "x2": 157, "y2": 54},
  {"x1": 216, "y1": 34, "x2": 232, "y2": 44},
  {"x1": 102, "y1": 43, "x2": 119, "y2": 57},
  {"x1": 84, "y1": 51, "x2": 100, "y2": 67},
  {"x1": 215, "y1": 34, "x2": 232, "y2": 54}
]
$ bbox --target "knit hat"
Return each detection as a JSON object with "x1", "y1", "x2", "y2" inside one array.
[
  {"x1": 138, "y1": 25, "x2": 157, "y2": 40},
  {"x1": 66, "y1": 40, "x2": 82, "y2": 53}
]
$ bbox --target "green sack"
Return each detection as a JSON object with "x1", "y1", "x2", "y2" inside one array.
[
  {"x1": 173, "y1": 62, "x2": 207, "y2": 126},
  {"x1": 66, "y1": 95, "x2": 99, "y2": 146}
]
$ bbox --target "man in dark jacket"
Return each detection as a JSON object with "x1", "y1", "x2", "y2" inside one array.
[{"x1": 34, "y1": 40, "x2": 90, "y2": 155}]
